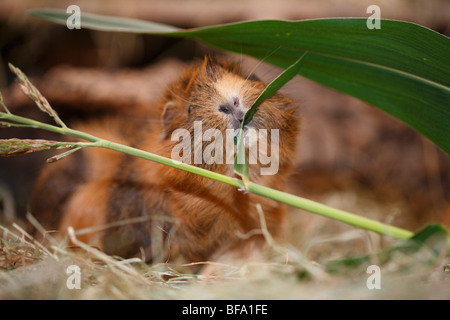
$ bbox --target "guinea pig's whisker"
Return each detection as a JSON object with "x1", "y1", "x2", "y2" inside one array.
[
  {"x1": 244, "y1": 46, "x2": 281, "y2": 82},
  {"x1": 167, "y1": 87, "x2": 207, "y2": 108}
]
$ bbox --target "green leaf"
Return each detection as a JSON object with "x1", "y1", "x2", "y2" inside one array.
[
  {"x1": 233, "y1": 53, "x2": 307, "y2": 185},
  {"x1": 407, "y1": 223, "x2": 448, "y2": 256},
  {"x1": 29, "y1": 10, "x2": 450, "y2": 153},
  {"x1": 243, "y1": 51, "x2": 307, "y2": 125},
  {"x1": 187, "y1": 19, "x2": 450, "y2": 154},
  {"x1": 28, "y1": 9, "x2": 180, "y2": 33},
  {"x1": 325, "y1": 224, "x2": 447, "y2": 274}
]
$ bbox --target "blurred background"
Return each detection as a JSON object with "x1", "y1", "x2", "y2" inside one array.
[{"x1": 0, "y1": 0, "x2": 449, "y2": 258}]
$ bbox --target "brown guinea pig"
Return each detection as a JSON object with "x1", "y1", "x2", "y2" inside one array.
[{"x1": 30, "y1": 56, "x2": 300, "y2": 263}]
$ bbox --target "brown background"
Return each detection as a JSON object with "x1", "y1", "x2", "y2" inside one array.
[{"x1": 0, "y1": 0, "x2": 449, "y2": 252}]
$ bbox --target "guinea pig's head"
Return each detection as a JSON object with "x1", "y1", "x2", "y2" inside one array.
[
  {"x1": 160, "y1": 56, "x2": 269, "y2": 138},
  {"x1": 159, "y1": 56, "x2": 298, "y2": 172}
]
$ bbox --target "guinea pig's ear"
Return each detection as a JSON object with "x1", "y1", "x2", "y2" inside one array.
[
  {"x1": 161, "y1": 101, "x2": 187, "y2": 140},
  {"x1": 202, "y1": 55, "x2": 218, "y2": 80}
]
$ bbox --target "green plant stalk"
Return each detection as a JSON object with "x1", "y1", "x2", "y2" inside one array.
[
  {"x1": 0, "y1": 111, "x2": 414, "y2": 240},
  {"x1": 247, "y1": 183, "x2": 414, "y2": 240},
  {"x1": 0, "y1": 112, "x2": 239, "y2": 186}
]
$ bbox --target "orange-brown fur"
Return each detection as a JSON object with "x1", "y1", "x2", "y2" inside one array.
[{"x1": 30, "y1": 56, "x2": 300, "y2": 263}]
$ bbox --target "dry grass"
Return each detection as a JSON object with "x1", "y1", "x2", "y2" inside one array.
[{"x1": 1, "y1": 194, "x2": 449, "y2": 300}]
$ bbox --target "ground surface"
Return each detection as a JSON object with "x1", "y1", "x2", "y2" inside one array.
[{"x1": 0, "y1": 0, "x2": 449, "y2": 299}]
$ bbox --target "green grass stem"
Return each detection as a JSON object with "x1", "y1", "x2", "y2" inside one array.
[{"x1": 0, "y1": 110, "x2": 414, "y2": 240}]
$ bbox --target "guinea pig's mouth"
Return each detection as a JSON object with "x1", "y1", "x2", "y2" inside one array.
[
  {"x1": 229, "y1": 116, "x2": 252, "y2": 131},
  {"x1": 232, "y1": 123, "x2": 250, "y2": 138},
  {"x1": 228, "y1": 118, "x2": 243, "y2": 130}
]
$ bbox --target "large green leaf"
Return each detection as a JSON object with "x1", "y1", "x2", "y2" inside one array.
[
  {"x1": 187, "y1": 19, "x2": 450, "y2": 154},
  {"x1": 29, "y1": 9, "x2": 450, "y2": 153}
]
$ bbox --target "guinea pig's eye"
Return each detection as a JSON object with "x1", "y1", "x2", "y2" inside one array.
[
  {"x1": 188, "y1": 105, "x2": 193, "y2": 114},
  {"x1": 218, "y1": 105, "x2": 231, "y2": 114}
]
